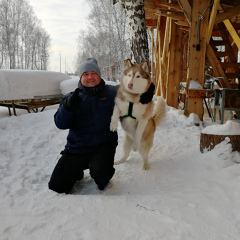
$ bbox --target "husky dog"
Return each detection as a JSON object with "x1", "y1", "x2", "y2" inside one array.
[{"x1": 110, "y1": 59, "x2": 166, "y2": 170}]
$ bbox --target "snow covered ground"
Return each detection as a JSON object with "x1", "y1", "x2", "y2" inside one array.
[{"x1": 1, "y1": 96, "x2": 240, "y2": 240}]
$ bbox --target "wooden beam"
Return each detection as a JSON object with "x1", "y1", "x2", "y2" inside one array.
[
  {"x1": 160, "y1": 17, "x2": 170, "y2": 98},
  {"x1": 225, "y1": 72, "x2": 240, "y2": 79},
  {"x1": 177, "y1": 0, "x2": 192, "y2": 24},
  {"x1": 210, "y1": 40, "x2": 228, "y2": 46},
  {"x1": 162, "y1": 17, "x2": 171, "y2": 73},
  {"x1": 159, "y1": 3, "x2": 182, "y2": 11},
  {"x1": 166, "y1": 22, "x2": 182, "y2": 108},
  {"x1": 215, "y1": 5, "x2": 240, "y2": 24},
  {"x1": 175, "y1": 20, "x2": 189, "y2": 26},
  {"x1": 220, "y1": 62, "x2": 240, "y2": 68},
  {"x1": 160, "y1": 12, "x2": 186, "y2": 21},
  {"x1": 223, "y1": 19, "x2": 240, "y2": 50},
  {"x1": 207, "y1": 0, "x2": 220, "y2": 43},
  {"x1": 184, "y1": 0, "x2": 210, "y2": 120},
  {"x1": 217, "y1": 22, "x2": 239, "y2": 72},
  {"x1": 220, "y1": 0, "x2": 240, "y2": 6}
]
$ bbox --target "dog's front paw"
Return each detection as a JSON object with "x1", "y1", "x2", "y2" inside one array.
[
  {"x1": 110, "y1": 121, "x2": 118, "y2": 132},
  {"x1": 142, "y1": 162, "x2": 150, "y2": 170}
]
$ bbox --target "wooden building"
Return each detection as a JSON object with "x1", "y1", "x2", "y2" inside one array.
[{"x1": 143, "y1": 0, "x2": 240, "y2": 121}]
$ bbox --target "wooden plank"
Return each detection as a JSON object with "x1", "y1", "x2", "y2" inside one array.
[
  {"x1": 159, "y1": 12, "x2": 186, "y2": 21},
  {"x1": 175, "y1": 20, "x2": 189, "y2": 26},
  {"x1": 214, "y1": 51, "x2": 227, "y2": 58},
  {"x1": 215, "y1": 5, "x2": 240, "y2": 24},
  {"x1": 207, "y1": 0, "x2": 220, "y2": 43},
  {"x1": 158, "y1": 16, "x2": 167, "y2": 97},
  {"x1": 188, "y1": 89, "x2": 214, "y2": 98},
  {"x1": 220, "y1": 0, "x2": 240, "y2": 6},
  {"x1": 217, "y1": 22, "x2": 239, "y2": 72},
  {"x1": 159, "y1": 3, "x2": 182, "y2": 11},
  {"x1": 220, "y1": 62, "x2": 240, "y2": 68},
  {"x1": 206, "y1": 44, "x2": 231, "y2": 88},
  {"x1": 223, "y1": 19, "x2": 240, "y2": 50},
  {"x1": 225, "y1": 72, "x2": 240, "y2": 79},
  {"x1": 210, "y1": 40, "x2": 228, "y2": 46},
  {"x1": 162, "y1": 17, "x2": 170, "y2": 74},
  {"x1": 177, "y1": 0, "x2": 191, "y2": 24},
  {"x1": 166, "y1": 21, "x2": 182, "y2": 108},
  {"x1": 179, "y1": 26, "x2": 190, "y2": 31}
]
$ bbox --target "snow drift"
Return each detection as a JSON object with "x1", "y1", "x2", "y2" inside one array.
[
  {"x1": 0, "y1": 69, "x2": 71, "y2": 101},
  {"x1": 1, "y1": 105, "x2": 240, "y2": 240}
]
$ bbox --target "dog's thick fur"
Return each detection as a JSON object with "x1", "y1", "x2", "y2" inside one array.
[{"x1": 110, "y1": 59, "x2": 166, "y2": 170}]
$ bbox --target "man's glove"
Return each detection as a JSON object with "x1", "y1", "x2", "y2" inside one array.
[
  {"x1": 63, "y1": 88, "x2": 81, "y2": 111},
  {"x1": 140, "y1": 82, "x2": 155, "y2": 104}
]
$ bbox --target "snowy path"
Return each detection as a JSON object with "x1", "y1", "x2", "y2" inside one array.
[{"x1": 0, "y1": 105, "x2": 240, "y2": 240}]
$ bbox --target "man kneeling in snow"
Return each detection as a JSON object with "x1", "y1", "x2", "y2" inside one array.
[{"x1": 48, "y1": 57, "x2": 154, "y2": 194}]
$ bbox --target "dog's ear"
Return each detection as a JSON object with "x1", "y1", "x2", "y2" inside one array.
[
  {"x1": 141, "y1": 61, "x2": 150, "y2": 73},
  {"x1": 124, "y1": 59, "x2": 132, "y2": 70}
]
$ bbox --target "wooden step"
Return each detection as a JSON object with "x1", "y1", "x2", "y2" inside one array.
[
  {"x1": 225, "y1": 72, "x2": 240, "y2": 79},
  {"x1": 210, "y1": 40, "x2": 227, "y2": 46},
  {"x1": 220, "y1": 62, "x2": 240, "y2": 68},
  {"x1": 214, "y1": 51, "x2": 227, "y2": 58}
]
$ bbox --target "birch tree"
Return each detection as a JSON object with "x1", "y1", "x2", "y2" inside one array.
[
  {"x1": 120, "y1": 0, "x2": 149, "y2": 64},
  {"x1": 0, "y1": 0, "x2": 50, "y2": 69},
  {"x1": 76, "y1": 0, "x2": 130, "y2": 70}
]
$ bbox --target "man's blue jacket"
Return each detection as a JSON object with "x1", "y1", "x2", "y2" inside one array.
[{"x1": 54, "y1": 79, "x2": 118, "y2": 155}]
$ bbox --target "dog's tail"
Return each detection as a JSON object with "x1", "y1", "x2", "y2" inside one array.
[{"x1": 152, "y1": 96, "x2": 166, "y2": 126}]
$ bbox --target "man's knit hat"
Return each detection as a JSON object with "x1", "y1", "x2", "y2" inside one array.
[{"x1": 79, "y1": 57, "x2": 101, "y2": 78}]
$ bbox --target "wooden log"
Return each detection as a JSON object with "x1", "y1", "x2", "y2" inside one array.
[{"x1": 200, "y1": 133, "x2": 240, "y2": 152}]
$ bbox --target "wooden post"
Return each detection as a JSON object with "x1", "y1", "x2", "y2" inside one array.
[
  {"x1": 184, "y1": 0, "x2": 210, "y2": 120},
  {"x1": 166, "y1": 22, "x2": 182, "y2": 108},
  {"x1": 149, "y1": 27, "x2": 155, "y2": 81},
  {"x1": 155, "y1": 16, "x2": 161, "y2": 95},
  {"x1": 161, "y1": 17, "x2": 171, "y2": 99},
  {"x1": 156, "y1": 16, "x2": 166, "y2": 97}
]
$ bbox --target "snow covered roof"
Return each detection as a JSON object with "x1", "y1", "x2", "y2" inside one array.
[{"x1": 0, "y1": 69, "x2": 71, "y2": 101}]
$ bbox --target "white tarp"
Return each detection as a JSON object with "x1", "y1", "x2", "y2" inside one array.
[{"x1": 0, "y1": 69, "x2": 71, "y2": 101}]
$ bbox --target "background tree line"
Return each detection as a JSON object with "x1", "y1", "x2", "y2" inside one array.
[
  {"x1": 75, "y1": 0, "x2": 131, "y2": 78},
  {"x1": 0, "y1": 0, "x2": 50, "y2": 70}
]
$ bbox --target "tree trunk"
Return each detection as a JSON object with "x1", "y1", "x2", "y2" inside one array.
[
  {"x1": 200, "y1": 133, "x2": 240, "y2": 153},
  {"x1": 124, "y1": 0, "x2": 149, "y2": 64}
]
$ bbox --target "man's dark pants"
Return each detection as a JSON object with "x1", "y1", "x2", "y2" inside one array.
[{"x1": 48, "y1": 143, "x2": 116, "y2": 194}]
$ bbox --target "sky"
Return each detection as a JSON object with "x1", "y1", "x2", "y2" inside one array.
[{"x1": 28, "y1": 0, "x2": 91, "y2": 73}]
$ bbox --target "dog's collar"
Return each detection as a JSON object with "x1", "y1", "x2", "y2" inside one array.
[{"x1": 121, "y1": 102, "x2": 136, "y2": 120}]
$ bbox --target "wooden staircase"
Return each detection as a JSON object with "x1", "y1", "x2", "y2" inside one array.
[{"x1": 209, "y1": 21, "x2": 240, "y2": 86}]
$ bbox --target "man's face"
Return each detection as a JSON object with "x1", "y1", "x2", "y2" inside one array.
[{"x1": 81, "y1": 71, "x2": 101, "y2": 87}]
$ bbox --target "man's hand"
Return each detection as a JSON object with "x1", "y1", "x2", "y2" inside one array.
[
  {"x1": 64, "y1": 88, "x2": 81, "y2": 111},
  {"x1": 140, "y1": 82, "x2": 155, "y2": 104}
]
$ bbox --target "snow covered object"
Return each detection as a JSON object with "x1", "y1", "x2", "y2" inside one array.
[{"x1": 0, "y1": 69, "x2": 71, "y2": 101}]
